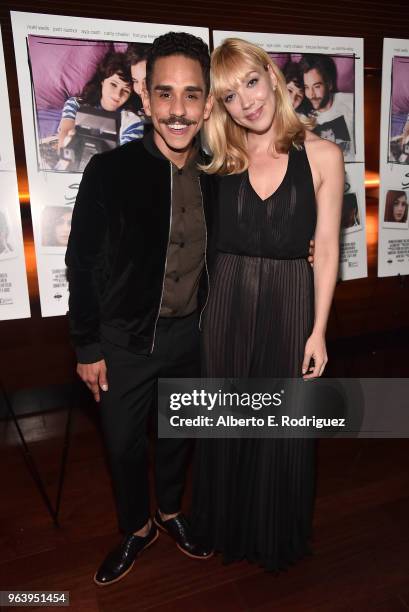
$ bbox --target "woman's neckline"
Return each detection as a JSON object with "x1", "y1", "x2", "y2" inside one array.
[{"x1": 247, "y1": 148, "x2": 292, "y2": 203}]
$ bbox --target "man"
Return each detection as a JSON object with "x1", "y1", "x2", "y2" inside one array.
[
  {"x1": 123, "y1": 42, "x2": 150, "y2": 141},
  {"x1": 299, "y1": 54, "x2": 355, "y2": 161},
  {"x1": 125, "y1": 42, "x2": 150, "y2": 98},
  {"x1": 65, "y1": 32, "x2": 215, "y2": 586}
]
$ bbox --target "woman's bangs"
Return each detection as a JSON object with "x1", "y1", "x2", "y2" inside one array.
[{"x1": 211, "y1": 53, "x2": 256, "y2": 100}]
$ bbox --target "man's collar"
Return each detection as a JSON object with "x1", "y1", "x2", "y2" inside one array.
[
  {"x1": 143, "y1": 129, "x2": 207, "y2": 166},
  {"x1": 171, "y1": 144, "x2": 202, "y2": 175},
  {"x1": 143, "y1": 128, "x2": 168, "y2": 161}
]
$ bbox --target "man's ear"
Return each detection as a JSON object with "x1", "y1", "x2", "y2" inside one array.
[
  {"x1": 203, "y1": 93, "x2": 214, "y2": 121},
  {"x1": 141, "y1": 83, "x2": 151, "y2": 117}
]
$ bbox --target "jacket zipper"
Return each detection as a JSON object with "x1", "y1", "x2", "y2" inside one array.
[
  {"x1": 198, "y1": 176, "x2": 210, "y2": 331},
  {"x1": 150, "y1": 164, "x2": 173, "y2": 353}
]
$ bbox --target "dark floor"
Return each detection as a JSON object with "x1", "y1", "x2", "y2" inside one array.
[{"x1": 2, "y1": 408, "x2": 409, "y2": 611}]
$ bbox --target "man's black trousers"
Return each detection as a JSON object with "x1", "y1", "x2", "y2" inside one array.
[{"x1": 99, "y1": 312, "x2": 200, "y2": 534}]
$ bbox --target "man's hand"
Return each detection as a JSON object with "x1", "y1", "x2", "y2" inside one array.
[
  {"x1": 77, "y1": 359, "x2": 108, "y2": 403},
  {"x1": 308, "y1": 239, "x2": 315, "y2": 267}
]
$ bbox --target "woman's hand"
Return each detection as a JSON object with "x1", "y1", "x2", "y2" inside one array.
[
  {"x1": 302, "y1": 331, "x2": 327, "y2": 379},
  {"x1": 57, "y1": 118, "x2": 76, "y2": 152},
  {"x1": 307, "y1": 239, "x2": 315, "y2": 267},
  {"x1": 62, "y1": 128, "x2": 76, "y2": 148}
]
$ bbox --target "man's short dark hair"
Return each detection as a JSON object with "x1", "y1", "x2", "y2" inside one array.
[
  {"x1": 146, "y1": 32, "x2": 210, "y2": 95},
  {"x1": 299, "y1": 54, "x2": 338, "y2": 93},
  {"x1": 125, "y1": 42, "x2": 151, "y2": 68}
]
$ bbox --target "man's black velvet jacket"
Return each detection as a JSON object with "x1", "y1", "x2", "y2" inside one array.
[{"x1": 65, "y1": 132, "x2": 217, "y2": 363}]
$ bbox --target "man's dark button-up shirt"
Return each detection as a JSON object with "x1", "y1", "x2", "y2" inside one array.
[{"x1": 160, "y1": 150, "x2": 206, "y2": 317}]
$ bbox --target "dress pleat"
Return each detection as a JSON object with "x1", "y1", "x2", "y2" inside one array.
[{"x1": 192, "y1": 146, "x2": 317, "y2": 571}]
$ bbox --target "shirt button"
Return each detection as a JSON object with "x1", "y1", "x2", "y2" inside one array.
[
  {"x1": 181, "y1": 207, "x2": 186, "y2": 213},
  {"x1": 180, "y1": 242, "x2": 185, "y2": 248},
  {"x1": 175, "y1": 277, "x2": 180, "y2": 283}
]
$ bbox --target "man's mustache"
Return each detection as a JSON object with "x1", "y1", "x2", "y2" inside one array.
[{"x1": 159, "y1": 115, "x2": 197, "y2": 126}]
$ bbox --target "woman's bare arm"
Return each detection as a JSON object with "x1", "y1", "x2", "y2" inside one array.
[
  {"x1": 58, "y1": 117, "x2": 75, "y2": 152},
  {"x1": 302, "y1": 136, "x2": 344, "y2": 378}
]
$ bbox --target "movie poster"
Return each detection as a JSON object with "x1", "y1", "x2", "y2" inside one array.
[
  {"x1": 213, "y1": 30, "x2": 367, "y2": 280},
  {"x1": 11, "y1": 11, "x2": 209, "y2": 316},
  {"x1": 378, "y1": 39, "x2": 409, "y2": 277},
  {"x1": 0, "y1": 26, "x2": 30, "y2": 321}
]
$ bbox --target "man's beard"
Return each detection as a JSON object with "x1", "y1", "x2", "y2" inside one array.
[{"x1": 312, "y1": 88, "x2": 333, "y2": 111}]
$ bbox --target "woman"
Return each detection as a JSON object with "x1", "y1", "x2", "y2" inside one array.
[
  {"x1": 41, "y1": 206, "x2": 72, "y2": 247},
  {"x1": 384, "y1": 190, "x2": 408, "y2": 223},
  {"x1": 58, "y1": 51, "x2": 143, "y2": 153},
  {"x1": 191, "y1": 39, "x2": 344, "y2": 571},
  {"x1": 283, "y1": 60, "x2": 312, "y2": 117}
]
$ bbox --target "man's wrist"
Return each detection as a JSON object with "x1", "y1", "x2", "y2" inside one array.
[{"x1": 75, "y1": 342, "x2": 103, "y2": 364}]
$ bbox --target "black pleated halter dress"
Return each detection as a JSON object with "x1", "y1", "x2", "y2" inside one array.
[{"x1": 191, "y1": 144, "x2": 317, "y2": 571}]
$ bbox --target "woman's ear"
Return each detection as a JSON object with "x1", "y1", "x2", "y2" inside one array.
[{"x1": 266, "y1": 64, "x2": 278, "y2": 91}]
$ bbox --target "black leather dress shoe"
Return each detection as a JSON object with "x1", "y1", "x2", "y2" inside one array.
[
  {"x1": 94, "y1": 522, "x2": 159, "y2": 586},
  {"x1": 153, "y1": 511, "x2": 213, "y2": 560}
]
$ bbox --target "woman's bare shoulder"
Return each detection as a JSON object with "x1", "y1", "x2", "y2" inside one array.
[{"x1": 304, "y1": 131, "x2": 344, "y2": 164}]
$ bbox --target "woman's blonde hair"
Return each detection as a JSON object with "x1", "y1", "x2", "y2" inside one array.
[{"x1": 202, "y1": 38, "x2": 312, "y2": 175}]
